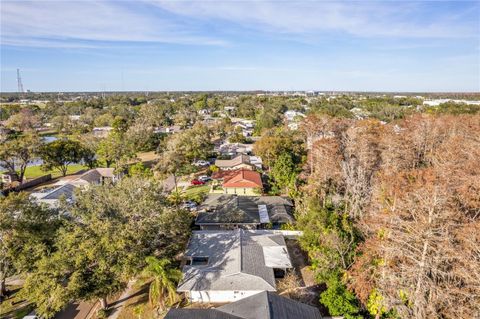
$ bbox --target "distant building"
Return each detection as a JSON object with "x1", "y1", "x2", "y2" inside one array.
[
  {"x1": 92, "y1": 126, "x2": 113, "y2": 138},
  {"x1": 153, "y1": 125, "x2": 182, "y2": 134},
  {"x1": 69, "y1": 115, "x2": 81, "y2": 121}
]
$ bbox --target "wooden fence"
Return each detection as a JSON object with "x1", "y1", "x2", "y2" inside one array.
[{"x1": 1, "y1": 174, "x2": 52, "y2": 196}]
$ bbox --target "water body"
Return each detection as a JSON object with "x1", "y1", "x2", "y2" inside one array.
[{"x1": 0, "y1": 135, "x2": 58, "y2": 171}]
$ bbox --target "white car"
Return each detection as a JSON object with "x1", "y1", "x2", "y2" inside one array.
[
  {"x1": 193, "y1": 160, "x2": 210, "y2": 167},
  {"x1": 198, "y1": 175, "x2": 211, "y2": 182}
]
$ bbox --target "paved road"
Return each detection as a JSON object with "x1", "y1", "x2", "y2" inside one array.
[{"x1": 162, "y1": 175, "x2": 190, "y2": 193}]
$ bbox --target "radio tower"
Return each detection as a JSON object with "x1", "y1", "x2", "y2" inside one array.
[{"x1": 17, "y1": 68, "x2": 24, "y2": 93}]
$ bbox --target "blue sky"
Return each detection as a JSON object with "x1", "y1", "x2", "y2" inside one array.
[{"x1": 1, "y1": 0, "x2": 479, "y2": 92}]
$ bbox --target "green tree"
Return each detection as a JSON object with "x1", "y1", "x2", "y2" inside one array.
[
  {"x1": 97, "y1": 132, "x2": 135, "y2": 169},
  {"x1": 253, "y1": 128, "x2": 304, "y2": 169},
  {"x1": 320, "y1": 275, "x2": 362, "y2": 319},
  {"x1": 128, "y1": 162, "x2": 153, "y2": 178},
  {"x1": 0, "y1": 193, "x2": 60, "y2": 299},
  {"x1": 297, "y1": 199, "x2": 362, "y2": 318},
  {"x1": 112, "y1": 116, "x2": 129, "y2": 134},
  {"x1": 270, "y1": 153, "x2": 298, "y2": 196},
  {"x1": 156, "y1": 124, "x2": 213, "y2": 192},
  {"x1": 254, "y1": 107, "x2": 283, "y2": 135},
  {"x1": 0, "y1": 133, "x2": 42, "y2": 183},
  {"x1": 140, "y1": 257, "x2": 182, "y2": 311},
  {"x1": 22, "y1": 178, "x2": 191, "y2": 317},
  {"x1": 39, "y1": 139, "x2": 85, "y2": 176}
]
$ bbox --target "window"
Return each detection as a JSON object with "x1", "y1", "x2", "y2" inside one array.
[{"x1": 190, "y1": 256, "x2": 209, "y2": 266}]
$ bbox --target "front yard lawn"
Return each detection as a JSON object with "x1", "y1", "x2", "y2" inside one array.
[{"x1": 183, "y1": 185, "x2": 210, "y2": 201}]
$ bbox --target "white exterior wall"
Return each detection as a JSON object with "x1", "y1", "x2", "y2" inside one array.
[{"x1": 188, "y1": 290, "x2": 264, "y2": 303}]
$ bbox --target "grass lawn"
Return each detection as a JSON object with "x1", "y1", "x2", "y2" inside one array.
[
  {"x1": 183, "y1": 184, "x2": 210, "y2": 201},
  {"x1": 136, "y1": 151, "x2": 160, "y2": 162},
  {"x1": 24, "y1": 164, "x2": 88, "y2": 179}
]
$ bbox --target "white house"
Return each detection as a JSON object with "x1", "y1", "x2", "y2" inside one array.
[
  {"x1": 284, "y1": 110, "x2": 305, "y2": 122},
  {"x1": 177, "y1": 229, "x2": 292, "y2": 303},
  {"x1": 92, "y1": 126, "x2": 113, "y2": 138}
]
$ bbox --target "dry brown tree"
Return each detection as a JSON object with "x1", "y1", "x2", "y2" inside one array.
[{"x1": 349, "y1": 114, "x2": 480, "y2": 319}]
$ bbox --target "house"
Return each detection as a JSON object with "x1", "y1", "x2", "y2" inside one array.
[
  {"x1": 248, "y1": 156, "x2": 262, "y2": 169},
  {"x1": 211, "y1": 169, "x2": 263, "y2": 196},
  {"x1": 284, "y1": 110, "x2": 305, "y2": 122},
  {"x1": 1, "y1": 172, "x2": 20, "y2": 184},
  {"x1": 92, "y1": 126, "x2": 113, "y2": 138},
  {"x1": 68, "y1": 167, "x2": 116, "y2": 187},
  {"x1": 196, "y1": 194, "x2": 294, "y2": 230},
  {"x1": 165, "y1": 291, "x2": 322, "y2": 319},
  {"x1": 30, "y1": 183, "x2": 76, "y2": 207},
  {"x1": 215, "y1": 143, "x2": 253, "y2": 157},
  {"x1": 153, "y1": 125, "x2": 182, "y2": 134},
  {"x1": 177, "y1": 229, "x2": 292, "y2": 303},
  {"x1": 30, "y1": 168, "x2": 116, "y2": 207},
  {"x1": 215, "y1": 155, "x2": 254, "y2": 171}
]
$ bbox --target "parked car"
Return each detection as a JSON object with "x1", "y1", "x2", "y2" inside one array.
[
  {"x1": 181, "y1": 201, "x2": 198, "y2": 211},
  {"x1": 193, "y1": 160, "x2": 210, "y2": 167},
  {"x1": 191, "y1": 179, "x2": 205, "y2": 185},
  {"x1": 198, "y1": 175, "x2": 211, "y2": 182}
]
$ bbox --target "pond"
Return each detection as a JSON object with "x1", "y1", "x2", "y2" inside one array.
[{"x1": 0, "y1": 136, "x2": 58, "y2": 171}]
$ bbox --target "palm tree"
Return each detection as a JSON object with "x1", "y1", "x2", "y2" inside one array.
[{"x1": 141, "y1": 256, "x2": 182, "y2": 311}]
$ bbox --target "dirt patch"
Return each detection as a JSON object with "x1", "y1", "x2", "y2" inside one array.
[{"x1": 286, "y1": 239, "x2": 316, "y2": 286}]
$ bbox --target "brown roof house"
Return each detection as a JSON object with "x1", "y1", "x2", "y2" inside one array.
[{"x1": 215, "y1": 155, "x2": 254, "y2": 171}]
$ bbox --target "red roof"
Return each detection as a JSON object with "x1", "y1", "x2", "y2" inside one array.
[{"x1": 222, "y1": 170, "x2": 263, "y2": 188}]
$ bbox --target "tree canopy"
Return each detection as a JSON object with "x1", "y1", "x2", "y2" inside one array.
[{"x1": 21, "y1": 177, "x2": 192, "y2": 317}]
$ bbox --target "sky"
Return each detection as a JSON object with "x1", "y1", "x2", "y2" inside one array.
[{"x1": 0, "y1": 0, "x2": 479, "y2": 92}]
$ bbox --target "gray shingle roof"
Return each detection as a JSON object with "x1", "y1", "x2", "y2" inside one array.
[
  {"x1": 165, "y1": 309, "x2": 243, "y2": 319},
  {"x1": 41, "y1": 183, "x2": 76, "y2": 200},
  {"x1": 196, "y1": 195, "x2": 294, "y2": 226},
  {"x1": 165, "y1": 292, "x2": 322, "y2": 319},
  {"x1": 177, "y1": 230, "x2": 291, "y2": 293},
  {"x1": 218, "y1": 291, "x2": 323, "y2": 319}
]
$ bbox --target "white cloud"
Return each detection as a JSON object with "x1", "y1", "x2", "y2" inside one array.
[
  {"x1": 151, "y1": 0, "x2": 478, "y2": 39},
  {"x1": 1, "y1": 0, "x2": 477, "y2": 49},
  {"x1": 0, "y1": 0, "x2": 226, "y2": 48}
]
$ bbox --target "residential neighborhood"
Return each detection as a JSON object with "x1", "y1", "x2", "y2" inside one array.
[{"x1": 1, "y1": 1, "x2": 479, "y2": 317}]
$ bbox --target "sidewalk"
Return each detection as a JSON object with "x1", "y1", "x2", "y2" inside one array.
[{"x1": 107, "y1": 280, "x2": 137, "y2": 319}]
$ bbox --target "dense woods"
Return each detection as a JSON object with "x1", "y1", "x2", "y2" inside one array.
[{"x1": 297, "y1": 113, "x2": 480, "y2": 318}]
